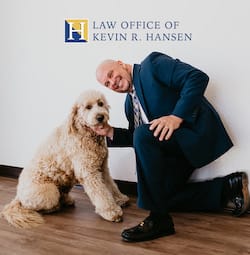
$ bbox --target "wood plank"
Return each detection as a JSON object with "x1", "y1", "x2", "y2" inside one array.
[{"x1": 0, "y1": 177, "x2": 250, "y2": 255}]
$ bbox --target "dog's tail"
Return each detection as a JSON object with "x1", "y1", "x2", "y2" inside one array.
[{"x1": 1, "y1": 198, "x2": 44, "y2": 228}]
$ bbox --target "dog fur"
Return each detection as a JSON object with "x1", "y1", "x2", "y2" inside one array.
[{"x1": 1, "y1": 90, "x2": 129, "y2": 228}]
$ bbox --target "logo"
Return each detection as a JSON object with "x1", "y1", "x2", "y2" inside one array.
[{"x1": 65, "y1": 19, "x2": 88, "y2": 43}]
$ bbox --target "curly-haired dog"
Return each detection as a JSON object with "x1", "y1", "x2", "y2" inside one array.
[{"x1": 1, "y1": 90, "x2": 129, "y2": 228}]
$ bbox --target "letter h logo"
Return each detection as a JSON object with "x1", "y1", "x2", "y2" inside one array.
[{"x1": 65, "y1": 19, "x2": 88, "y2": 43}]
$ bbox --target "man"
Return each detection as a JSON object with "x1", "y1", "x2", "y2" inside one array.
[{"x1": 94, "y1": 51, "x2": 249, "y2": 242}]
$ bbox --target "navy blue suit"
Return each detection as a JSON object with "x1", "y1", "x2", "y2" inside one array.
[{"x1": 108, "y1": 52, "x2": 233, "y2": 213}]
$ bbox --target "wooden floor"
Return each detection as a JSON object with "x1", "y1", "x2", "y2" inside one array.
[{"x1": 1, "y1": 177, "x2": 250, "y2": 255}]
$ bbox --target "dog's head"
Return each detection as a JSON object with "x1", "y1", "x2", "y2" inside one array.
[{"x1": 68, "y1": 90, "x2": 110, "y2": 135}]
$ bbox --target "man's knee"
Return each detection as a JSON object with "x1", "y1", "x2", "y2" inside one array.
[
  {"x1": 133, "y1": 124, "x2": 153, "y2": 148},
  {"x1": 133, "y1": 124, "x2": 181, "y2": 153}
]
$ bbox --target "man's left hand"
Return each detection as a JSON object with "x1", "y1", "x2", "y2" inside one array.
[{"x1": 149, "y1": 115, "x2": 183, "y2": 141}]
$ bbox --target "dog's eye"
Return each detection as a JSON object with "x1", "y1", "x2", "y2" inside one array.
[
  {"x1": 86, "y1": 105, "x2": 92, "y2": 110},
  {"x1": 98, "y1": 101, "x2": 104, "y2": 107}
]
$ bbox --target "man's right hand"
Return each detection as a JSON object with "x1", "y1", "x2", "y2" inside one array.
[{"x1": 91, "y1": 123, "x2": 114, "y2": 139}]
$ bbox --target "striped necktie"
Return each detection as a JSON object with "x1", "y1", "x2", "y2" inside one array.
[{"x1": 130, "y1": 90, "x2": 143, "y2": 128}]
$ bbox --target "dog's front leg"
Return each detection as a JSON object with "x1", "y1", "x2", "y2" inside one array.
[
  {"x1": 102, "y1": 160, "x2": 130, "y2": 207},
  {"x1": 77, "y1": 170, "x2": 123, "y2": 222}
]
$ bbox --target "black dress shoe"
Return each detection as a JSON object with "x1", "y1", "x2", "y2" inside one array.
[
  {"x1": 121, "y1": 215, "x2": 175, "y2": 242},
  {"x1": 225, "y1": 172, "x2": 250, "y2": 216}
]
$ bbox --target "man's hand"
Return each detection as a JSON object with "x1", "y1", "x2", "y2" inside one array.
[
  {"x1": 149, "y1": 115, "x2": 183, "y2": 141},
  {"x1": 91, "y1": 123, "x2": 114, "y2": 139}
]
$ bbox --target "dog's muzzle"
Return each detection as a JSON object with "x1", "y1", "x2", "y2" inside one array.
[{"x1": 96, "y1": 114, "x2": 106, "y2": 123}]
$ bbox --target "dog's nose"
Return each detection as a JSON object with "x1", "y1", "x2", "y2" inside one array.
[{"x1": 96, "y1": 114, "x2": 105, "y2": 123}]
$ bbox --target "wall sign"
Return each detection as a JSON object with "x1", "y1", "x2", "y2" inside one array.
[{"x1": 65, "y1": 19, "x2": 192, "y2": 43}]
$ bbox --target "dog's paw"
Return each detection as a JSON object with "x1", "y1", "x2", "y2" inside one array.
[
  {"x1": 115, "y1": 194, "x2": 130, "y2": 207},
  {"x1": 97, "y1": 205, "x2": 123, "y2": 223},
  {"x1": 61, "y1": 194, "x2": 75, "y2": 207}
]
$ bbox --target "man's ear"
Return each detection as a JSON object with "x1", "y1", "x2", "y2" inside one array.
[
  {"x1": 68, "y1": 105, "x2": 78, "y2": 134},
  {"x1": 117, "y1": 60, "x2": 124, "y2": 66},
  {"x1": 117, "y1": 60, "x2": 128, "y2": 71}
]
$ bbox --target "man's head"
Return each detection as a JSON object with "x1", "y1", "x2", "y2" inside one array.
[{"x1": 96, "y1": 59, "x2": 133, "y2": 93}]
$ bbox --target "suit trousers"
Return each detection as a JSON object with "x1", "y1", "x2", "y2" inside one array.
[{"x1": 133, "y1": 124, "x2": 225, "y2": 213}]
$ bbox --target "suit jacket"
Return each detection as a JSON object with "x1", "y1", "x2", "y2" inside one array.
[{"x1": 108, "y1": 52, "x2": 233, "y2": 168}]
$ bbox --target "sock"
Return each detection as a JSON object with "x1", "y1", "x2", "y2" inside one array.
[{"x1": 149, "y1": 211, "x2": 172, "y2": 221}]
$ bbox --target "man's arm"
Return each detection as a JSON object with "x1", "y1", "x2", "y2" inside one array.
[
  {"x1": 147, "y1": 52, "x2": 208, "y2": 141},
  {"x1": 92, "y1": 124, "x2": 133, "y2": 147},
  {"x1": 150, "y1": 52, "x2": 209, "y2": 123}
]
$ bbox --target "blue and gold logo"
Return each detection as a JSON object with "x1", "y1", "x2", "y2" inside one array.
[{"x1": 65, "y1": 19, "x2": 88, "y2": 43}]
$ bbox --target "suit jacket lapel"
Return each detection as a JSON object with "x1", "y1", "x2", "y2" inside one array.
[{"x1": 132, "y1": 64, "x2": 150, "y2": 119}]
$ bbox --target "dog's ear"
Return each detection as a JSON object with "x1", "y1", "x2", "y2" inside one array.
[
  {"x1": 68, "y1": 105, "x2": 78, "y2": 134},
  {"x1": 102, "y1": 96, "x2": 110, "y2": 112}
]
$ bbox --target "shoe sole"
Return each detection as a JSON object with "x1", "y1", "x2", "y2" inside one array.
[
  {"x1": 233, "y1": 172, "x2": 250, "y2": 216},
  {"x1": 240, "y1": 172, "x2": 250, "y2": 215}
]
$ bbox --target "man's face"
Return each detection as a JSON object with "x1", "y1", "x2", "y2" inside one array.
[{"x1": 96, "y1": 61, "x2": 132, "y2": 93}]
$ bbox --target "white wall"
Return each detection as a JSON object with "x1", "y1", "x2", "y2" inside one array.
[{"x1": 0, "y1": 0, "x2": 250, "y2": 182}]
